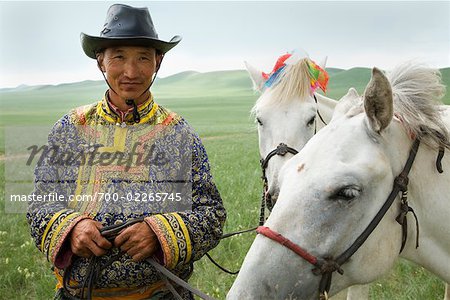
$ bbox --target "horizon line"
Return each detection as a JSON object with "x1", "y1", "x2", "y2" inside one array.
[{"x1": 1, "y1": 65, "x2": 449, "y2": 90}]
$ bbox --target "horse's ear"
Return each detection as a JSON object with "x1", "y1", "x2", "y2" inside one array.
[
  {"x1": 318, "y1": 56, "x2": 328, "y2": 69},
  {"x1": 347, "y1": 87, "x2": 359, "y2": 98},
  {"x1": 363, "y1": 67, "x2": 393, "y2": 133},
  {"x1": 244, "y1": 61, "x2": 265, "y2": 92},
  {"x1": 334, "y1": 87, "x2": 361, "y2": 116}
]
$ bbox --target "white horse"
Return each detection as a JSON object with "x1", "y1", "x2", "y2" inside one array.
[
  {"x1": 245, "y1": 54, "x2": 369, "y2": 299},
  {"x1": 229, "y1": 62, "x2": 450, "y2": 299}
]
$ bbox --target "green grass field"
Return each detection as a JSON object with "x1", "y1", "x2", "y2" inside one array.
[{"x1": 0, "y1": 67, "x2": 448, "y2": 299}]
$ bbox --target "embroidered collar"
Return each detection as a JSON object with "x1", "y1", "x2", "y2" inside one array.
[
  {"x1": 107, "y1": 97, "x2": 134, "y2": 118},
  {"x1": 97, "y1": 92, "x2": 159, "y2": 125}
]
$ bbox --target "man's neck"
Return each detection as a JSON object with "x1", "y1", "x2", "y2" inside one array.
[{"x1": 107, "y1": 90, "x2": 150, "y2": 112}]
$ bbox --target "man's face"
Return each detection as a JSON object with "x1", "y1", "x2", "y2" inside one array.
[{"x1": 98, "y1": 46, "x2": 161, "y2": 101}]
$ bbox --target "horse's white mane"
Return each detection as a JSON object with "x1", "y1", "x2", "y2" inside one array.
[
  {"x1": 252, "y1": 58, "x2": 312, "y2": 113},
  {"x1": 387, "y1": 61, "x2": 449, "y2": 150}
]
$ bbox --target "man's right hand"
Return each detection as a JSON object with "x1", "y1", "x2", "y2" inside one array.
[{"x1": 70, "y1": 219, "x2": 112, "y2": 258}]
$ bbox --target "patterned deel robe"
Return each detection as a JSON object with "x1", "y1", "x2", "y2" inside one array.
[{"x1": 26, "y1": 95, "x2": 226, "y2": 296}]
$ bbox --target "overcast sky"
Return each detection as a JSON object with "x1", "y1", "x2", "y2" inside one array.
[{"x1": 0, "y1": 1, "x2": 449, "y2": 88}]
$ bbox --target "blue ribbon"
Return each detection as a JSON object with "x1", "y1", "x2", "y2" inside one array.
[{"x1": 264, "y1": 65, "x2": 286, "y2": 88}]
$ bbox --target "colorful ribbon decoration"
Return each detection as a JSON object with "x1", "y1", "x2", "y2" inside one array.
[
  {"x1": 262, "y1": 52, "x2": 329, "y2": 93},
  {"x1": 306, "y1": 59, "x2": 329, "y2": 93}
]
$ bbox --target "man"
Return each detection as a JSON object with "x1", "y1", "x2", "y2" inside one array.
[{"x1": 27, "y1": 4, "x2": 226, "y2": 299}]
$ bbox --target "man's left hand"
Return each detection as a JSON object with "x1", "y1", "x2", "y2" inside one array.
[{"x1": 114, "y1": 222, "x2": 160, "y2": 262}]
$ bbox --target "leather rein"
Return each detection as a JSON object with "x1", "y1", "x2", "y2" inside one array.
[{"x1": 257, "y1": 138, "x2": 422, "y2": 300}]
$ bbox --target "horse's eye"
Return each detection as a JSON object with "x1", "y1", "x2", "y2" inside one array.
[
  {"x1": 256, "y1": 118, "x2": 263, "y2": 126},
  {"x1": 307, "y1": 116, "x2": 315, "y2": 127},
  {"x1": 331, "y1": 186, "x2": 361, "y2": 201}
]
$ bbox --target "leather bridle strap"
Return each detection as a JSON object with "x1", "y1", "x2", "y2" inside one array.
[
  {"x1": 146, "y1": 257, "x2": 215, "y2": 300},
  {"x1": 259, "y1": 143, "x2": 299, "y2": 218},
  {"x1": 256, "y1": 138, "x2": 420, "y2": 299},
  {"x1": 313, "y1": 94, "x2": 328, "y2": 127},
  {"x1": 260, "y1": 143, "x2": 299, "y2": 171}
]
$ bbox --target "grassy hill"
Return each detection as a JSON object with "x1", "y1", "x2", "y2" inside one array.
[
  {"x1": 440, "y1": 67, "x2": 450, "y2": 91},
  {"x1": 326, "y1": 67, "x2": 372, "y2": 98},
  {"x1": 325, "y1": 67, "x2": 345, "y2": 77}
]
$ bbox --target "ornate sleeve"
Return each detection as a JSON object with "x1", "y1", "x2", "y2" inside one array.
[
  {"x1": 26, "y1": 115, "x2": 91, "y2": 267},
  {"x1": 145, "y1": 132, "x2": 226, "y2": 270}
]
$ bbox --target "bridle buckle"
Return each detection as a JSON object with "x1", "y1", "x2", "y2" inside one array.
[{"x1": 275, "y1": 143, "x2": 289, "y2": 155}]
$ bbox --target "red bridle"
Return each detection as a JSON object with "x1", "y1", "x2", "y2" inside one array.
[{"x1": 256, "y1": 226, "x2": 318, "y2": 266}]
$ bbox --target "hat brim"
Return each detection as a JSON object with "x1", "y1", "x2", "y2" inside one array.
[{"x1": 81, "y1": 33, "x2": 181, "y2": 59}]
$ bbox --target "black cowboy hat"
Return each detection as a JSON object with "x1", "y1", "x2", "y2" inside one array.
[{"x1": 81, "y1": 4, "x2": 181, "y2": 59}]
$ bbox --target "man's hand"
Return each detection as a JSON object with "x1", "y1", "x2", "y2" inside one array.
[
  {"x1": 70, "y1": 219, "x2": 112, "y2": 258},
  {"x1": 114, "y1": 222, "x2": 160, "y2": 262}
]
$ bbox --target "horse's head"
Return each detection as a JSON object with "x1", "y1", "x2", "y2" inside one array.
[
  {"x1": 229, "y1": 63, "x2": 448, "y2": 299},
  {"x1": 247, "y1": 54, "x2": 332, "y2": 205}
]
